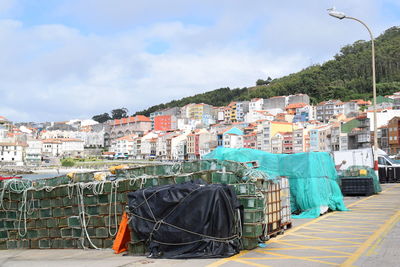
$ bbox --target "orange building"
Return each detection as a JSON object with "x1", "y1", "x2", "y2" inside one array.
[{"x1": 154, "y1": 115, "x2": 172, "y2": 131}]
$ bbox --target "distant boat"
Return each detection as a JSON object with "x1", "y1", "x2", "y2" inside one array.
[{"x1": 0, "y1": 176, "x2": 22, "y2": 181}]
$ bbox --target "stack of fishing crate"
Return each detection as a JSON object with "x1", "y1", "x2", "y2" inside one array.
[
  {"x1": 262, "y1": 180, "x2": 282, "y2": 239},
  {"x1": 233, "y1": 183, "x2": 264, "y2": 249},
  {"x1": 1, "y1": 159, "x2": 292, "y2": 252},
  {"x1": 280, "y1": 177, "x2": 292, "y2": 230},
  {"x1": 126, "y1": 163, "x2": 292, "y2": 252}
]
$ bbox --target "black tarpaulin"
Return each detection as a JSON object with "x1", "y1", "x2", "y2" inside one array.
[{"x1": 127, "y1": 180, "x2": 242, "y2": 259}]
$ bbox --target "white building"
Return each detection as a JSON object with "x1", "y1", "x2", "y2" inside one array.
[
  {"x1": 343, "y1": 102, "x2": 359, "y2": 116},
  {"x1": 245, "y1": 110, "x2": 274, "y2": 123},
  {"x1": 171, "y1": 131, "x2": 190, "y2": 161},
  {"x1": 26, "y1": 140, "x2": 43, "y2": 166},
  {"x1": 42, "y1": 139, "x2": 62, "y2": 157},
  {"x1": 139, "y1": 132, "x2": 159, "y2": 159},
  {"x1": 81, "y1": 130, "x2": 105, "y2": 148},
  {"x1": 367, "y1": 109, "x2": 400, "y2": 131},
  {"x1": 309, "y1": 125, "x2": 331, "y2": 152},
  {"x1": 0, "y1": 142, "x2": 27, "y2": 166},
  {"x1": 41, "y1": 129, "x2": 80, "y2": 140},
  {"x1": 249, "y1": 98, "x2": 265, "y2": 112},
  {"x1": 223, "y1": 133, "x2": 243, "y2": 148},
  {"x1": 293, "y1": 128, "x2": 308, "y2": 153},
  {"x1": 271, "y1": 133, "x2": 283, "y2": 154},
  {"x1": 42, "y1": 138, "x2": 84, "y2": 157},
  {"x1": 110, "y1": 134, "x2": 137, "y2": 156},
  {"x1": 316, "y1": 100, "x2": 344, "y2": 123},
  {"x1": 235, "y1": 101, "x2": 250, "y2": 122}
]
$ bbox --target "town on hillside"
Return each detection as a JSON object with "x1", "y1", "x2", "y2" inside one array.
[{"x1": 0, "y1": 92, "x2": 399, "y2": 167}]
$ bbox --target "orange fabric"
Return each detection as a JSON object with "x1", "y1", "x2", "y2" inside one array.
[{"x1": 112, "y1": 212, "x2": 131, "y2": 254}]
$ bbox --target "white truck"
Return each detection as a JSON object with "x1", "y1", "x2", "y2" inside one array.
[{"x1": 332, "y1": 148, "x2": 400, "y2": 183}]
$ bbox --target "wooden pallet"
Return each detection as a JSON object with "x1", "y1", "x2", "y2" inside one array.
[{"x1": 281, "y1": 222, "x2": 292, "y2": 230}]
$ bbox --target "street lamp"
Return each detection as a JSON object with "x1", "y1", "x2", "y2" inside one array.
[{"x1": 327, "y1": 8, "x2": 378, "y2": 165}]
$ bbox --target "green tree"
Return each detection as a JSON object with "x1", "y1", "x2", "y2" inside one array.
[
  {"x1": 92, "y1": 113, "x2": 111, "y2": 123},
  {"x1": 111, "y1": 108, "x2": 129, "y2": 119}
]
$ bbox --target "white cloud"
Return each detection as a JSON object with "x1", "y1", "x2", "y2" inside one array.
[
  {"x1": 0, "y1": 1, "x2": 398, "y2": 122},
  {"x1": 0, "y1": 0, "x2": 17, "y2": 14}
]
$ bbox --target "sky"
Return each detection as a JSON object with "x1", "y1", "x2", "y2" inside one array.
[{"x1": 0, "y1": 0, "x2": 399, "y2": 122}]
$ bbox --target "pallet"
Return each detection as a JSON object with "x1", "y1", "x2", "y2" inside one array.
[
  {"x1": 261, "y1": 229, "x2": 284, "y2": 241},
  {"x1": 281, "y1": 222, "x2": 292, "y2": 230}
]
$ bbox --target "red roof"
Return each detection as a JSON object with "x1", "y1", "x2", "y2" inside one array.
[
  {"x1": 286, "y1": 103, "x2": 307, "y2": 109},
  {"x1": 116, "y1": 134, "x2": 137, "y2": 141},
  {"x1": 350, "y1": 99, "x2": 371, "y2": 105},
  {"x1": 271, "y1": 121, "x2": 292, "y2": 125},
  {"x1": 114, "y1": 115, "x2": 151, "y2": 125}
]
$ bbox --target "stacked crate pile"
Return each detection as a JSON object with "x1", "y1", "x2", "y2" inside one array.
[
  {"x1": 0, "y1": 159, "x2": 292, "y2": 252},
  {"x1": 126, "y1": 162, "x2": 292, "y2": 252},
  {"x1": 0, "y1": 174, "x2": 134, "y2": 249},
  {"x1": 280, "y1": 177, "x2": 291, "y2": 229},
  {"x1": 262, "y1": 180, "x2": 282, "y2": 239},
  {"x1": 234, "y1": 183, "x2": 264, "y2": 250}
]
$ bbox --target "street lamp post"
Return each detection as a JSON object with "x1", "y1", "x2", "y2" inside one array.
[{"x1": 328, "y1": 8, "x2": 378, "y2": 166}]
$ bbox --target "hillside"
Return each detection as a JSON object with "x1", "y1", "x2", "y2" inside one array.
[{"x1": 130, "y1": 26, "x2": 400, "y2": 116}]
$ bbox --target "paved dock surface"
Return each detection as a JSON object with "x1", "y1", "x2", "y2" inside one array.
[
  {"x1": 0, "y1": 184, "x2": 399, "y2": 267},
  {"x1": 210, "y1": 183, "x2": 400, "y2": 267}
]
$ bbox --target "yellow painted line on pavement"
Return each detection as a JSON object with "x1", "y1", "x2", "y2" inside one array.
[
  {"x1": 265, "y1": 245, "x2": 358, "y2": 250},
  {"x1": 314, "y1": 225, "x2": 376, "y2": 230},
  {"x1": 269, "y1": 236, "x2": 367, "y2": 242},
  {"x1": 366, "y1": 210, "x2": 400, "y2": 256},
  {"x1": 324, "y1": 220, "x2": 383, "y2": 226},
  {"x1": 306, "y1": 227, "x2": 374, "y2": 233},
  {"x1": 289, "y1": 233, "x2": 364, "y2": 245},
  {"x1": 233, "y1": 258, "x2": 271, "y2": 267},
  {"x1": 341, "y1": 211, "x2": 400, "y2": 267},
  {"x1": 301, "y1": 227, "x2": 370, "y2": 236},
  {"x1": 240, "y1": 255, "x2": 348, "y2": 260},
  {"x1": 207, "y1": 184, "x2": 400, "y2": 267},
  {"x1": 207, "y1": 250, "x2": 249, "y2": 267},
  {"x1": 271, "y1": 240, "x2": 353, "y2": 256},
  {"x1": 257, "y1": 250, "x2": 338, "y2": 266}
]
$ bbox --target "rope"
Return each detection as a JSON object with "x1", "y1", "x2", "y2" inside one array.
[
  {"x1": 108, "y1": 179, "x2": 119, "y2": 237},
  {"x1": 75, "y1": 182, "x2": 99, "y2": 249},
  {"x1": 128, "y1": 184, "x2": 242, "y2": 246}
]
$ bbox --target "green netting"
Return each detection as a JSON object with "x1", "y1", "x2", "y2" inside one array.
[
  {"x1": 341, "y1": 165, "x2": 382, "y2": 193},
  {"x1": 203, "y1": 147, "x2": 348, "y2": 218}
]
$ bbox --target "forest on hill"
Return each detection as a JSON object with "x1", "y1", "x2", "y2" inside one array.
[{"x1": 93, "y1": 26, "x2": 400, "y2": 121}]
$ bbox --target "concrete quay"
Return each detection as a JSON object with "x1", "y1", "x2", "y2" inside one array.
[{"x1": 0, "y1": 184, "x2": 399, "y2": 267}]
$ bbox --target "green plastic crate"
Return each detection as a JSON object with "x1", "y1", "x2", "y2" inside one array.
[
  {"x1": 158, "y1": 176, "x2": 175, "y2": 186},
  {"x1": 232, "y1": 183, "x2": 256, "y2": 196},
  {"x1": 238, "y1": 196, "x2": 264, "y2": 210},
  {"x1": 243, "y1": 223, "x2": 264, "y2": 238},
  {"x1": 241, "y1": 237, "x2": 259, "y2": 250},
  {"x1": 174, "y1": 174, "x2": 192, "y2": 184},
  {"x1": 142, "y1": 177, "x2": 159, "y2": 188},
  {"x1": 39, "y1": 239, "x2": 51, "y2": 249},
  {"x1": 211, "y1": 172, "x2": 238, "y2": 184},
  {"x1": 128, "y1": 241, "x2": 146, "y2": 256},
  {"x1": 68, "y1": 216, "x2": 81, "y2": 228},
  {"x1": 243, "y1": 210, "x2": 264, "y2": 223}
]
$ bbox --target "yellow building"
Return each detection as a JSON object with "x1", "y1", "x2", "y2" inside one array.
[
  {"x1": 261, "y1": 121, "x2": 293, "y2": 152},
  {"x1": 228, "y1": 102, "x2": 237, "y2": 123}
]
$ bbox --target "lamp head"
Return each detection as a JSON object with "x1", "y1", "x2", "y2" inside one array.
[{"x1": 327, "y1": 7, "x2": 346, "y2": 19}]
